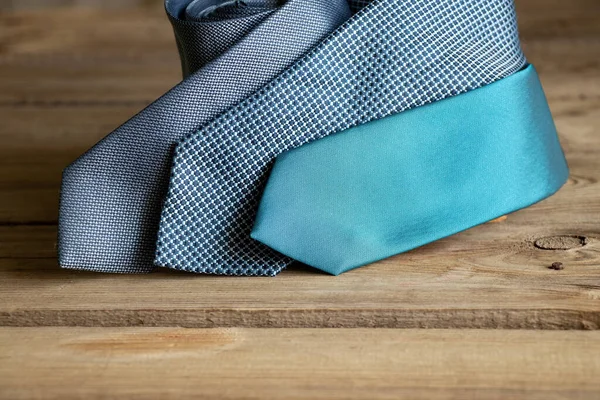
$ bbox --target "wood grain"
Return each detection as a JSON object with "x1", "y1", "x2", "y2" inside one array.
[
  {"x1": 1, "y1": 217, "x2": 599, "y2": 328},
  {"x1": 0, "y1": 1, "x2": 599, "y2": 398},
  {"x1": 1, "y1": 328, "x2": 599, "y2": 400}
]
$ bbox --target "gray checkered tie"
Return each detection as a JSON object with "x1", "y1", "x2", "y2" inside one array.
[
  {"x1": 58, "y1": 0, "x2": 351, "y2": 272},
  {"x1": 154, "y1": 0, "x2": 526, "y2": 276}
]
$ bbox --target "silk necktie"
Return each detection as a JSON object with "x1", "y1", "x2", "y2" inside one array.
[
  {"x1": 59, "y1": 0, "x2": 569, "y2": 276},
  {"x1": 250, "y1": 65, "x2": 568, "y2": 275}
]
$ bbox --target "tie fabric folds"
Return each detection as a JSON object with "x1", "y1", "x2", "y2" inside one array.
[{"x1": 58, "y1": 0, "x2": 569, "y2": 276}]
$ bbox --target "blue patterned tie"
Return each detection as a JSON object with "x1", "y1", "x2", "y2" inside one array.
[
  {"x1": 58, "y1": 0, "x2": 351, "y2": 272},
  {"x1": 154, "y1": 0, "x2": 533, "y2": 276}
]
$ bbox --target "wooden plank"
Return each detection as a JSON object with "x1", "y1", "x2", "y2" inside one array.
[
  {"x1": 0, "y1": 328, "x2": 599, "y2": 399},
  {"x1": 1, "y1": 215, "x2": 599, "y2": 328},
  {"x1": 0, "y1": 0, "x2": 161, "y2": 12},
  {"x1": 0, "y1": 0, "x2": 598, "y2": 103},
  {"x1": 0, "y1": 7, "x2": 175, "y2": 61},
  {"x1": 0, "y1": 63, "x2": 179, "y2": 104}
]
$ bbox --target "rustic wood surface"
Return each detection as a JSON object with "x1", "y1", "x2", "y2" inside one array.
[
  {"x1": 0, "y1": 0, "x2": 599, "y2": 398},
  {"x1": 1, "y1": 328, "x2": 600, "y2": 400}
]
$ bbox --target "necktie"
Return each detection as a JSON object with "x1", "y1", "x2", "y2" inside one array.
[
  {"x1": 154, "y1": 0, "x2": 550, "y2": 276},
  {"x1": 59, "y1": 0, "x2": 569, "y2": 276},
  {"x1": 58, "y1": 0, "x2": 351, "y2": 273}
]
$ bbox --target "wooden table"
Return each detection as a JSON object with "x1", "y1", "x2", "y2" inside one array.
[{"x1": 1, "y1": 0, "x2": 599, "y2": 398}]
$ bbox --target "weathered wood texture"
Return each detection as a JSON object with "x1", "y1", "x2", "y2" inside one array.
[
  {"x1": 0, "y1": 1, "x2": 599, "y2": 399},
  {"x1": 1, "y1": 328, "x2": 600, "y2": 400},
  {"x1": 0, "y1": 0, "x2": 164, "y2": 12},
  {"x1": 2, "y1": 224, "x2": 600, "y2": 329}
]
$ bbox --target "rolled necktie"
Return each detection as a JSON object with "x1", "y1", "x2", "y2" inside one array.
[{"x1": 59, "y1": 0, "x2": 569, "y2": 276}]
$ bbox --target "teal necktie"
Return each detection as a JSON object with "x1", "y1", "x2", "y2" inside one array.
[{"x1": 251, "y1": 65, "x2": 568, "y2": 275}]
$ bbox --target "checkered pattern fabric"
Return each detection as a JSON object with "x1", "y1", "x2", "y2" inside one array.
[
  {"x1": 58, "y1": 0, "x2": 351, "y2": 272},
  {"x1": 155, "y1": 0, "x2": 527, "y2": 276}
]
